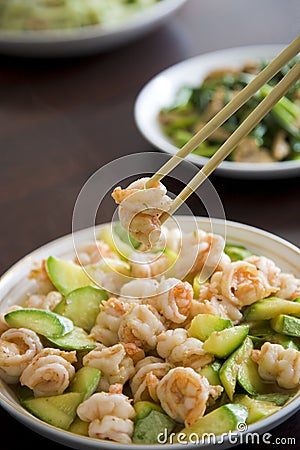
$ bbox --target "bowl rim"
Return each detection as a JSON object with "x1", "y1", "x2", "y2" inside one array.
[
  {"x1": 0, "y1": 215, "x2": 300, "y2": 449},
  {"x1": 134, "y1": 44, "x2": 300, "y2": 178}
]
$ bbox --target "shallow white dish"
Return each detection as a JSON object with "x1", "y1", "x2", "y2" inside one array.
[
  {"x1": 0, "y1": 216, "x2": 300, "y2": 449},
  {"x1": 134, "y1": 45, "x2": 300, "y2": 179},
  {"x1": 0, "y1": 0, "x2": 187, "y2": 57}
]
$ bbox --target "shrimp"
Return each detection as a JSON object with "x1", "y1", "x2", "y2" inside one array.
[
  {"x1": 112, "y1": 177, "x2": 172, "y2": 248},
  {"x1": 130, "y1": 251, "x2": 169, "y2": 279},
  {"x1": 118, "y1": 303, "x2": 166, "y2": 351},
  {"x1": 191, "y1": 231, "x2": 229, "y2": 274},
  {"x1": 276, "y1": 273, "x2": 300, "y2": 300},
  {"x1": 127, "y1": 214, "x2": 163, "y2": 249},
  {"x1": 164, "y1": 226, "x2": 182, "y2": 254},
  {"x1": 197, "y1": 281, "x2": 222, "y2": 303},
  {"x1": 210, "y1": 260, "x2": 278, "y2": 307},
  {"x1": 75, "y1": 241, "x2": 119, "y2": 266},
  {"x1": 0, "y1": 305, "x2": 22, "y2": 334},
  {"x1": 152, "y1": 278, "x2": 193, "y2": 324},
  {"x1": 77, "y1": 384, "x2": 135, "y2": 420},
  {"x1": 88, "y1": 415, "x2": 134, "y2": 444},
  {"x1": 157, "y1": 329, "x2": 213, "y2": 370},
  {"x1": 189, "y1": 283, "x2": 243, "y2": 324},
  {"x1": 174, "y1": 230, "x2": 229, "y2": 281},
  {"x1": 82, "y1": 343, "x2": 135, "y2": 391},
  {"x1": 252, "y1": 342, "x2": 300, "y2": 389},
  {"x1": 24, "y1": 290, "x2": 62, "y2": 310},
  {"x1": 0, "y1": 328, "x2": 43, "y2": 384},
  {"x1": 191, "y1": 297, "x2": 242, "y2": 325},
  {"x1": 77, "y1": 384, "x2": 135, "y2": 444},
  {"x1": 91, "y1": 297, "x2": 130, "y2": 346},
  {"x1": 120, "y1": 278, "x2": 159, "y2": 300},
  {"x1": 156, "y1": 367, "x2": 223, "y2": 426},
  {"x1": 95, "y1": 272, "x2": 129, "y2": 296},
  {"x1": 245, "y1": 255, "x2": 281, "y2": 289},
  {"x1": 130, "y1": 356, "x2": 172, "y2": 403},
  {"x1": 120, "y1": 277, "x2": 193, "y2": 325},
  {"x1": 20, "y1": 348, "x2": 76, "y2": 397},
  {"x1": 28, "y1": 260, "x2": 55, "y2": 294},
  {"x1": 121, "y1": 342, "x2": 145, "y2": 364}
]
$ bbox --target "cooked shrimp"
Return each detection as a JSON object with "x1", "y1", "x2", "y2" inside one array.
[
  {"x1": 112, "y1": 177, "x2": 172, "y2": 248},
  {"x1": 133, "y1": 355, "x2": 164, "y2": 371},
  {"x1": 0, "y1": 305, "x2": 22, "y2": 334},
  {"x1": 174, "y1": 230, "x2": 228, "y2": 281},
  {"x1": 77, "y1": 384, "x2": 135, "y2": 421},
  {"x1": 75, "y1": 241, "x2": 119, "y2": 266},
  {"x1": 190, "y1": 283, "x2": 243, "y2": 324},
  {"x1": 20, "y1": 348, "x2": 76, "y2": 397},
  {"x1": 152, "y1": 278, "x2": 193, "y2": 324},
  {"x1": 88, "y1": 415, "x2": 134, "y2": 444},
  {"x1": 190, "y1": 296, "x2": 222, "y2": 317},
  {"x1": 91, "y1": 297, "x2": 130, "y2": 346},
  {"x1": 277, "y1": 273, "x2": 300, "y2": 300},
  {"x1": 83, "y1": 343, "x2": 135, "y2": 392},
  {"x1": 28, "y1": 260, "x2": 55, "y2": 294},
  {"x1": 130, "y1": 251, "x2": 169, "y2": 279},
  {"x1": 128, "y1": 214, "x2": 163, "y2": 249},
  {"x1": 95, "y1": 271, "x2": 129, "y2": 296},
  {"x1": 252, "y1": 342, "x2": 300, "y2": 389},
  {"x1": 189, "y1": 298, "x2": 242, "y2": 325},
  {"x1": 211, "y1": 260, "x2": 278, "y2": 307},
  {"x1": 157, "y1": 329, "x2": 213, "y2": 370},
  {"x1": 0, "y1": 328, "x2": 43, "y2": 384},
  {"x1": 245, "y1": 255, "x2": 281, "y2": 289},
  {"x1": 77, "y1": 384, "x2": 135, "y2": 444},
  {"x1": 156, "y1": 367, "x2": 223, "y2": 426},
  {"x1": 120, "y1": 278, "x2": 159, "y2": 300},
  {"x1": 130, "y1": 356, "x2": 172, "y2": 403},
  {"x1": 164, "y1": 226, "x2": 182, "y2": 254},
  {"x1": 121, "y1": 342, "x2": 145, "y2": 364},
  {"x1": 24, "y1": 290, "x2": 62, "y2": 310},
  {"x1": 192, "y1": 231, "x2": 229, "y2": 274},
  {"x1": 120, "y1": 277, "x2": 193, "y2": 324},
  {"x1": 118, "y1": 304, "x2": 166, "y2": 351}
]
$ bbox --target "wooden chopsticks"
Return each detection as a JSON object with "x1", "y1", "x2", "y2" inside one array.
[{"x1": 145, "y1": 35, "x2": 300, "y2": 224}]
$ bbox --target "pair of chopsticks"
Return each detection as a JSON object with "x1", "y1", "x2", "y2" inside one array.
[{"x1": 145, "y1": 35, "x2": 300, "y2": 224}]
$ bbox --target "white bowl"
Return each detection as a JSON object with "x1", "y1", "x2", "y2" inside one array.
[
  {"x1": 0, "y1": 0, "x2": 187, "y2": 57},
  {"x1": 0, "y1": 216, "x2": 300, "y2": 449},
  {"x1": 134, "y1": 45, "x2": 300, "y2": 179}
]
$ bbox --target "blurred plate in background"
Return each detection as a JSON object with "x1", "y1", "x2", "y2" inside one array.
[
  {"x1": 0, "y1": 0, "x2": 187, "y2": 57},
  {"x1": 134, "y1": 45, "x2": 300, "y2": 179}
]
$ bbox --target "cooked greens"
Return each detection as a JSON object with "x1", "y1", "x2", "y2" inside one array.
[{"x1": 159, "y1": 58, "x2": 300, "y2": 163}]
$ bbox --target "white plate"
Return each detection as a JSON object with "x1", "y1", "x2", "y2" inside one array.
[
  {"x1": 0, "y1": 216, "x2": 300, "y2": 449},
  {"x1": 0, "y1": 0, "x2": 187, "y2": 57},
  {"x1": 134, "y1": 45, "x2": 300, "y2": 179}
]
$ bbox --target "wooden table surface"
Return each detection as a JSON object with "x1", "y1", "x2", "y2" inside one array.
[{"x1": 0, "y1": 0, "x2": 299, "y2": 448}]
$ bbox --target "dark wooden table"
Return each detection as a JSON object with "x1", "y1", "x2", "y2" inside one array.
[{"x1": 0, "y1": 0, "x2": 299, "y2": 448}]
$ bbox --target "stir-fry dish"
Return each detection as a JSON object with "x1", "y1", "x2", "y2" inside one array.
[
  {"x1": 1, "y1": 217, "x2": 300, "y2": 444},
  {"x1": 0, "y1": 0, "x2": 161, "y2": 31},
  {"x1": 159, "y1": 58, "x2": 300, "y2": 163}
]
